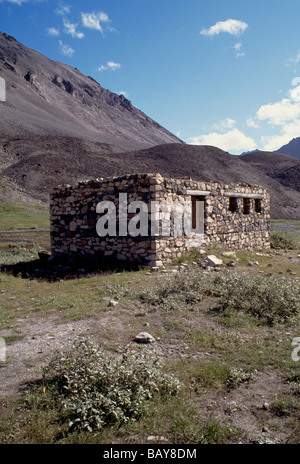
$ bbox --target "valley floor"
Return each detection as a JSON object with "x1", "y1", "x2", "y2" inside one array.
[{"x1": 0, "y1": 210, "x2": 299, "y2": 444}]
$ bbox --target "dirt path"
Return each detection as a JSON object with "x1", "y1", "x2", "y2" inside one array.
[{"x1": 0, "y1": 310, "x2": 128, "y2": 398}]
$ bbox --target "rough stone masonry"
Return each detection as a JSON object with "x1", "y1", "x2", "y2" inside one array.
[{"x1": 50, "y1": 173, "x2": 270, "y2": 267}]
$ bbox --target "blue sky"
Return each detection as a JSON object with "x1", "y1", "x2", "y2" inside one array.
[{"x1": 1, "y1": 0, "x2": 300, "y2": 154}]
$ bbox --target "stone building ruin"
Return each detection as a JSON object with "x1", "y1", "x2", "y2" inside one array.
[{"x1": 50, "y1": 173, "x2": 270, "y2": 267}]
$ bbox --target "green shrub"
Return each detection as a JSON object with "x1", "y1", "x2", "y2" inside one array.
[
  {"x1": 271, "y1": 395, "x2": 300, "y2": 417},
  {"x1": 41, "y1": 340, "x2": 180, "y2": 433},
  {"x1": 270, "y1": 229, "x2": 299, "y2": 250},
  {"x1": 210, "y1": 271, "x2": 300, "y2": 326},
  {"x1": 190, "y1": 361, "x2": 256, "y2": 392},
  {"x1": 226, "y1": 367, "x2": 257, "y2": 389},
  {"x1": 139, "y1": 267, "x2": 208, "y2": 311}
]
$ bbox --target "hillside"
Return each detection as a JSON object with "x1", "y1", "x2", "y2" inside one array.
[
  {"x1": 0, "y1": 32, "x2": 300, "y2": 220},
  {"x1": 2, "y1": 141, "x2": 300, "y2": 219},
  {"x1": 0, "y1": 32, "x2": 181, "y2": 152},
  {"x1": 242, "y1": 151, "x2": 300, "y2": 193},
  {"x1": 276, "y1": 138, "x2": 300, "y2": 160}
]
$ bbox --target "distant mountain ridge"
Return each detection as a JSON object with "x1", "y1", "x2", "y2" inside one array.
[
  {"x1": 241, "y1": 150, "x2": 300, "y2": 194},
  {"x1": 276, "y1": 138, "x2": 300, "y2": 160}
]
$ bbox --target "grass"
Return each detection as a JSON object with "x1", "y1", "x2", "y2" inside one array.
[
  {"x1": 0, "y1": 201, "x2": 50, "y2": 266},
  {"x1": 0, "y1": 271, "x2": 137, "y2": 327},
  {"x1": 0, "y1": 202, "x2": 49, "y2": 231},
  {"x1": 0, "y1": 215, "x2": 299, "y2": 444},
  {"x1": 270, "y1": 229, "x2": 300, "y2": 250}
]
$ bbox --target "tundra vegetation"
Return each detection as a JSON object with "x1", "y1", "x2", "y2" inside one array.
[{"x1": 0, "y1": 204, "x2": 299, "y2": 444}]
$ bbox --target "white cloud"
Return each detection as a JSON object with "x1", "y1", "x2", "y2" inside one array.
[
  {"x1": 201, "y1": 19, "x2": 248, "y2": 37},
  {"x1": 118, "y1": 91, "x2": 129, "y2": 98},
  {"x1": 98, "y1": 61, "x2": 121, "y2": 72},
  {"x1": 0, "y1": 0, "x2": 29, "y2": 4},
  {"x1": 260, "y1": 118, "x2": 300, "y2": 151},
  {"x1": 0, "y1": 0, "x2": 47, "y2": 4},
  {"x1": 213, "y1": 118, "x2": 236, "y2": 131},
  {"x1": 81, "y1": 11, "x2": 110, "y2": 33},
  {"x1": 46, "y1": 27, "x2": 60, "y2": 37},
  {"x1": 55, "y1": 3, "x2": 70, "y2": 16},
  {"x1": 251, "y1": 82, "x2": 300, "y2": 150},
  {"x1": 256, "y1": 98, "x2": 300, "y2": 126},
  {"x1": 58, "y1": 40, "x2": 74, "y2": 57},
  {"x1": 63, "y1": 19, "x2": 84, "y2": 39},
  {"x1": 289, "y1": 83, "x2": 300, "y2": 102},
  {"x1": 286, "y1": 51, "x2": 300, "y2": 66},
  {"x1": 234, "y1": 42, "x2": 245, "y2": 57},
  {"x1": 188, "y1": 128, "x2": 256, "y2": 154},
  {"x1": 247, "y1": 117, "x2": 259, "y2": 129}
]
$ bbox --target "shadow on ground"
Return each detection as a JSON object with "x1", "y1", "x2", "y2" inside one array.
[{"x1": 0, "y1": 255, "x2": 142, "y2": 282}]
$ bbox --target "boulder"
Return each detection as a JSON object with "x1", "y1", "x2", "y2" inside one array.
[
  {"x1": 227, "y1": 261, "x2": 236, "y2": 267},
  {"x1": 207, "y1": 255, "x2": 223, "y2": 267},
  {"x1": 133, "y1": 332, "x2": 155, "y2": 344}
]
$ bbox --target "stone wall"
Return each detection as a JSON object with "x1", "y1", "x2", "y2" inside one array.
[{"x1": 50, "y1": 173, "x2": 270, "y2": 267}]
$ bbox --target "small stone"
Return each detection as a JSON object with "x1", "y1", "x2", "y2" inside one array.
[
  {"x1": 108, "y1": 299, "x2": 118, "y2": 307},
  {"x1": 222, "y1": 251, "x2": 236, "y2": 258},
  {"x1": 147, "y1": 436, "x2": 168, "y2": 443},
  {"x1": 263, "y1": 402, "x2": 269, "y2": 411},
  {"x1": 262, "y1": 426, "x2": 269, "y2": 433},
  {"x1": 227, "y1": 261, "x2": 236, "y2": 267},
  {"x1": 248, "y1": 261, "x2": 254, "y2": 266},
  {"x1": 207, "y1": 255, "x2": 223, "y2": 267},
  {"x1": 133, "y1": 332, "x2": 155, "y2": 344}
]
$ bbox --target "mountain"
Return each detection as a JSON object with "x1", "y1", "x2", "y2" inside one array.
[
  {"x1": 0, "y1": 32, "x2": 182, "y2": 152},
  {"x1": 242, "y1": 151, "x2": 300, "y2": 193},
  {"x1": 276, "y1": 138, "x2": 300, "y2": 160},
  {"x1": 1, "y1": 32, "x2": 300, "y2": 220},
  {"x1": 2, "y1": 140, "x2": 300, "y2": 219}
]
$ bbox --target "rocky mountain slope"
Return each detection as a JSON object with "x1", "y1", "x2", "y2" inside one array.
[
  {"x1": 2, "y1": 141, "x2": 300, "y2": 219},
  {"x1": 0, "y1": 32, "x2": 181, "y2": 152},
  {"x1": 0, "y1": 32, "x2": 300, "y2": 220},
  {"x1": 242, "y1": 151, "x2": 300, "y2": 193},
  {"x1": 276, "y1": 138, "x2": 300, "y2": 160}
]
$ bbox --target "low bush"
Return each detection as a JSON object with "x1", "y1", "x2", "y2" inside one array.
[
  {"x1": 270, "y1": 229, "x2": 299, "y2": 250},
  {"x1": 139, "y1": 266, "x2": 209, "y2": 311},
  {"x1": 41, "y1": 340, "x2": 181, "y2": 433},
  {"x1": 210, "y1": 272, "x2": 300, "y2": 326}
]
